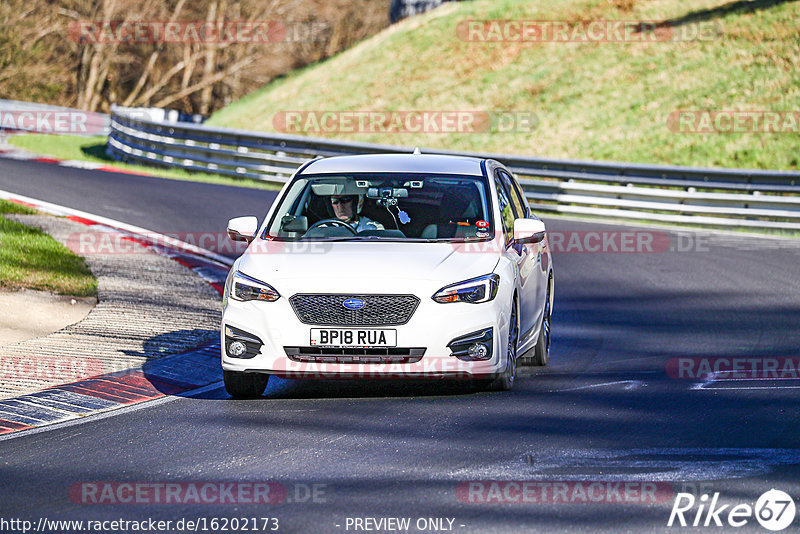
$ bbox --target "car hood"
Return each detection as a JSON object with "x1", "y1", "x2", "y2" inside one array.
[{"x1": 236, "y1": 240, "x2": 500, "y2": 295}]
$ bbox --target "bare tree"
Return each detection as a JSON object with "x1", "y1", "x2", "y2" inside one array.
[{"x1": 0, "y1": 0, "x2": 391, "y2": 114}]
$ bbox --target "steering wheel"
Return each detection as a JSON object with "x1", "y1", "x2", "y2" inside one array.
[{"x1": 305, "y1": 218, "x2": 357, "y2": 234}]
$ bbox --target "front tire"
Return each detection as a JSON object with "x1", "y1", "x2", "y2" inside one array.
[
  {"x1": 223, "y1": 370, "x2": 269, "y2": 398},
  {"x1": 483, "y1": 299, "x2": 519, "y2": 392}
]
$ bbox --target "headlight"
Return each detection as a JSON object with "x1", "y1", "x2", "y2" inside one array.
[
  {"x1": 231, "y1": 271, "x2": 280, "y2": 302},
  {"x1": 432, "y1": 274, "x2": 499, "y2": 304}
]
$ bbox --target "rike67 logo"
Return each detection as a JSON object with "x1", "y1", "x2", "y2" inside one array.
[{"x1": 668, "y1": 489, "x2": 796, "y2": 531}]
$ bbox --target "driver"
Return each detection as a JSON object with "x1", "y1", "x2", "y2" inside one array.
[{"x1": 330, "y1": 194, "x2": 384, "y2": 232}]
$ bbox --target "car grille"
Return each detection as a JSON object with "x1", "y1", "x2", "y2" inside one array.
[
  {"x1": 284, "y1": 346, "x2": 425, "y2": 364},
  {"x1": 288, "y1": 294, "x2": 420, "y2": 326}
]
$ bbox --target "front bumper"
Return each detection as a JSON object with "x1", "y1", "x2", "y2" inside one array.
[{"x1": 221, "y1": 294, "x2": 509, "y2": 380}]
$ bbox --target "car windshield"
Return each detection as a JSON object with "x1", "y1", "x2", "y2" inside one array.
[{"x1": 264, "y1": 173, "x2": 494, "y2": 241}]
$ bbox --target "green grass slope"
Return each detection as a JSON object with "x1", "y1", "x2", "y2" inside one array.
[
  {"x1": 208, "y1": 0, "x2": 800, "y2": 170},
  {"x1": 0, "y1": 200, "x2": 97, "y2": 297}
]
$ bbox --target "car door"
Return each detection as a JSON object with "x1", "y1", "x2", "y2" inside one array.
[
  {"x1": 494, "y1": 169, "x2": 537, "y2": 346},
  {"x1": 505, "y1": 169, "x2": 549, "y2": 325}
]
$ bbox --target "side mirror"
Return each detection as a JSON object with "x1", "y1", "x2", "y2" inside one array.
[
  {"x1": 227, "y1": 216, "x2": 258, "y2": 242},
  {"x1": 514, "y1": 218, "x2": 546, "y2": 244}
]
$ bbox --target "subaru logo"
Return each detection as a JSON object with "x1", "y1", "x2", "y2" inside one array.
[{"x1": 343, "y1": 298, "x2": 365, "y2": 310}]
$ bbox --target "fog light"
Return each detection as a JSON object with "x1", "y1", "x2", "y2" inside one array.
[
  {"x1": 448, "y1": 328, "x2": 494, "y2": 361},
  {"x1": 468, "y1": 343, "x2": 489, "y2": 360},
  {"x1": 223, "y1": 325, "x2": 263, "y2": 359},
  {"x1": 228, "y1": 341, "x2": 247, "y2": 357}
]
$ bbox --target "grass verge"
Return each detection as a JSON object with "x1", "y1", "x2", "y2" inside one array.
[
  {"x1": 0, "y1": 200, "x2": 97, "y2": 297},
  {"x1": 208, "y1": 0, "x2": 800, "y2": 170}
]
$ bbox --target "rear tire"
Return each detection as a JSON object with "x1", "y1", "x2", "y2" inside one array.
[
  {"x1": 531, "y1": 279, "x2": 552, "y2": 366},
  {"x1": 483, "y1": 299, "x2": 519, "y2": 392},
  {"x1": 223, "y1": 370, "x2": 269, "y2": 398}
]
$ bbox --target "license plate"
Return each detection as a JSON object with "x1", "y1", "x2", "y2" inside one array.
[{"x1": 310, "y1": 328, "x2": 397, "y2": 348}]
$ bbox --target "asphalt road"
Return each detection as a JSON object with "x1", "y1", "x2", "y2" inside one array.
[
  {"x1": 1, "y1": 161, "x2": 800, "y2": 533},
  {"x1": 0, "y1": 158, "x2": 277, "y2": 235}
]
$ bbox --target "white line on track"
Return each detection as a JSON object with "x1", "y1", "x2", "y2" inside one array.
[
  {"x1": 693, "y1": 381, "x2": 800, "y2": 391},
  {"x1": 549, "y1": 380, "x2": 644, "y2": 392},
  {"x1": 691, "y1": 372, "x2": 800, "y2": 391},
  {"x1": 517, "y1": 447, "x2": 800, "y2": 482}
]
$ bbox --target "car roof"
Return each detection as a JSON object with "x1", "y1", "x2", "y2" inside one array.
[{"x1": 299, "y1": 153, "x2": 486, "y2": 176}]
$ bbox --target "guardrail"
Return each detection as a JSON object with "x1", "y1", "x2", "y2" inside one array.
[{"x1": 107, "y1": 105, "x2": 800, "y2": 230}]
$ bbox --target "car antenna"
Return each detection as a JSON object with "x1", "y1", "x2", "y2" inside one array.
[{"x1": 412, "y1": 147, "x2": 422, "y2": 155}]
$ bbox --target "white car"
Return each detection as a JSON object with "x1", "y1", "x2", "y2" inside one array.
[{"x1": 221, "y1": 153, "x2": 553, "y2": 396}]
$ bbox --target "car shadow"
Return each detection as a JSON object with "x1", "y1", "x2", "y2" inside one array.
[
  {"x1": 191, "y1": 375, "x2": 488, "y2": 400},
  {"x1": 132, "y1": 329, "x2": 485, "y2": 400},
  {"x1": 129, "y1": 329, "x2": 221, "y2": 395}
]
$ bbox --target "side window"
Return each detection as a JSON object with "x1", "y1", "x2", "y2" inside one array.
[
  {"x1": 494, "y1": 174, "x2": 515, "y2": 241},
  {"x1": 498, "y1": 170, "x2": 527, "y2": 219},
  {"x1": 506, "y1": 172, "x2": 530, "y2": 218}
]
